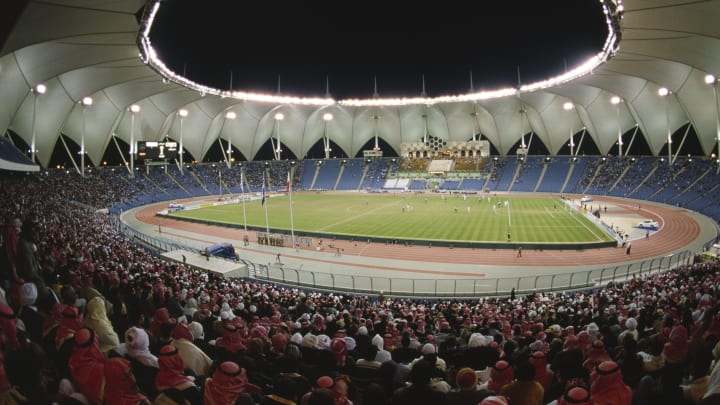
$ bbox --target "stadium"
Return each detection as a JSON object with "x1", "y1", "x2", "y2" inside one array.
[{"x1": 1, "y1": 1, "x2": 720, "y2": 404}]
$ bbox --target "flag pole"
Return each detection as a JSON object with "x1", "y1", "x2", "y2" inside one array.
[
  {"x1": 288, "y1": 169, "x2": 296, "y2": 251},
  {"x1": 240, "y1": 167, "x2": 248, "y2": 235},
  {"x1": 262, "y1": 171, "x2": 270, "y2": 237}
]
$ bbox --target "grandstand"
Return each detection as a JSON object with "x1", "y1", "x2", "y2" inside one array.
[{"x1": 2, "y1": 1, "x2": 720, "y2": 404}]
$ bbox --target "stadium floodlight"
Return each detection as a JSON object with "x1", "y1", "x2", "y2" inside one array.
[
  {"x1": 178, "y1": 108, "x2": 188, "y2": 117},
  {"x1": 323, "y1": 112, "x2": 333, "y2": 121},
  {"x1": 273, "y1": 112, "x2": 284, "y2": 159},
  {"x1": 274, "y1": 112, "x2": 285, "y2": 121},
  {"x1": 81, "y1": 96, "x2": 93, "y2": 106},
  {"x1": 658, "y1": 87, "x2": 669, "y2": 97},
  {"x1": 35, "y1": 83, "x2": 46, "y2": 94},
  {"x1": 130, "y1": 104, "x2": 140, "y2": 113},
  {"x1": 225, "y1": 111, "x2": 237, "y2": 119},
  {"x1": 563, "y1": 101, "x2": 574, "y2": 110},
  {"x1": 705, "y1": 74, "x2": 716, "y2": 85}
]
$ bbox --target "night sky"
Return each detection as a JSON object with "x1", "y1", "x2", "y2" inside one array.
[{"x1": 149, "y1": 0, "x2": 608, "y2": 100}]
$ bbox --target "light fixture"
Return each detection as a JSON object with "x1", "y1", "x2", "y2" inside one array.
[
  {"x1": 274, "y1": 112, "x2": 284, "y2": 121},
  {"x1": 658, "y1": 87, "x2": 669, "y2": 97},
  {"x1": 610, "y1": 96, "x2": 621, "y2": 105},
  {"x1": 81, "y1": 96, "x2": 93, "y2": 106},
  {"x1": 130, "y1": 104, "x2": 140, "y2": 113},
  {"x1": 178, "y1": 108, "x2": 188, "y2": 117},
  {"x1": 563, "y1": 101, "x2": 574, "y2": 110},
  {"x1": 35, "y1": 83, "x2": 46, "y2": 94},
  {"x1": 705, "y1": 74, "x2": 716, "y2": 85},
  {"x1": 225, "y1": 111, "x2": 237, "y2": 119},
  {"x1": 323, "y1": 112, "x2": 333, "y2": 121}
]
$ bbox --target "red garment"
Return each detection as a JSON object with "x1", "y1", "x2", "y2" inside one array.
[
  {"x1": 104, "y1": 357, "x2": 149, "y2": 405},
  {"x1": 69, "y1": 328, "x2": 106, "y2": 405},
  {"x1": 216, "y1": 324, "x2": 246, "y2": 353},
  {"x1": 171, "y1": 322, "x2": 194, "y2": 342},
  {"x1": 530, "y1": 351, "x2": 554, "y2": 389},
  {"x1": 331, "y1": 338, "x2": 348, "y2": 366},
  {"x1": 488, "y1": 360, "x2": 514, "y2": 393},
  {"x1": 0, "y1": 304, "x2": 19, "y2": 351},
  {"x1": 149, "y1": 307, "x2": 173, "y2": 338},
  {"x1": 590, "y1": 361, "x2": 632, "y2": 405},
  {"x1": 663, "y1": 325, "x2": 689, "y2": 364},
  {"x1": 42, "y1": 302, "x2": 63, "y2": 338},
  {"x1": 583, "y1": 340, "x2": 610, "y2": 373},
  {"x1": 156, "y1": 345, "x2": 193, "y2": 392},
  {"x1": 558, "y1": 386, "x2": 591, "y2": 405},
  {"x1": 55, "y1": 305, "x2": 83, "y2": 350},
  {"x1": 203, "y1": 362, "x2": 247, "y2": 405}
]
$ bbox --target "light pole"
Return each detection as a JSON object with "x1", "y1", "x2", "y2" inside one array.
[
  {"x1": 224, "y1": 111, "x2": 236, "y2": 168},
  {"x1": 658, "y1": 87, "x2": 671, "y2": 166},
  {"x1": 372, "y1": 115, "x2": 380, "y2": 150},
  {"x1": 178, "y1": 108, "x2": 188, "y2": 174},
  {"x1": 563, "y1": 101, "x2": 575, "y2": 156},
  {"x1": 323, "y1": 112, "x2": 333, "y2": 159},
  {"x1": 81, "y1": 96, "x2": 93, "y2": 177},
  {"x1": 611, "y1": 96, "x2": 623, "y2": 156},
  {"x1": 705, "y1": 74, "x2": 720, "y2": 171},
  {"x1": 30, "y1": 83, "x2": 46, "y2": 164},
  {"x1": 274, "y1": 112, "x2": 284, "y2": 160},
  {"x1": 129, "y1": 104, "x2": 140, "y2": 178}
]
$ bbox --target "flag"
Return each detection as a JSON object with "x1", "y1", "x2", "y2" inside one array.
[{"x1": 261, "y1": 173, "x2": 266, "y2": 206}]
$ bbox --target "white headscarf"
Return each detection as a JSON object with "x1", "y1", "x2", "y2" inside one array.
[{"x1": 124, "y1": 326, "x2": 158, "y2": 368}]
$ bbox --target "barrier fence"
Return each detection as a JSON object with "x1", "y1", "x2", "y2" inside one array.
[{"x1": 120, "y1": 218, "x2": 715, "y2": 298}]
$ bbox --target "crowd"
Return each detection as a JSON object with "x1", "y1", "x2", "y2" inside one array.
[{"x1": 1, "y1": 169, "x2": 720, "y2": 405}]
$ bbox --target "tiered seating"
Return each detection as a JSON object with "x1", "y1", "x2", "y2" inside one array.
[
  {"x1": 512, "y1": 156, "x2": 544, "y2": 192},
  {"x1": 536, "y1": 158, "x2": 570, "y2": 193}
]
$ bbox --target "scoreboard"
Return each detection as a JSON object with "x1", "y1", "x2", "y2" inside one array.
[{"x1": 137, "y1": 141, "x2": 178, "y2": 160}]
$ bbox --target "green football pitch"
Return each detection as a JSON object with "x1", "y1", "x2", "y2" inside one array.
[{"x1": 169, "y1": 193, "x2": 614, "y2": 244}]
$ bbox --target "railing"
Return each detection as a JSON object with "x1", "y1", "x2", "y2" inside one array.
[{"x1": 120, "y1": 216, "x2": 715, "y2": 298}]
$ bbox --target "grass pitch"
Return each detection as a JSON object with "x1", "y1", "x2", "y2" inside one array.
[{"x1": 169, "y1": 193, "x2": 613, "y2": 244}]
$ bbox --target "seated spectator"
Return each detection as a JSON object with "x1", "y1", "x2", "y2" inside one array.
[
  {"x1": 123, "y1": 326, "x2": 159, "y2": 399},
  {"x1": 499, "y1": 358, "x2": 544, "y2": 405},
  {"x1": 391, "y1": 359, "x2": 445, "y2": 405},
  {"x1": 443, "y1": 367, "x2": 492, "y2": 405},
  {"x1": 590, "y1": 361, "x2": 632, "y2": 405},
  {"x1": 171, "y1": 322, "x2": 213, "y2": 378},
  {"x1": 104, "y1": 357, "x2": 151, "y2": 405},
  {"x1": 479, "y1": 360, "x2": 514, "y2": 394},
  {"x1": 69, "y1": 328, "x2": 106, "y2": 405},
  {"x1": 84, "y1": 296, "x2": 119, "y2": 354},
  {"x1": 203, "y1": 361, "x2": 251, "y2": 405},
  {"x1": 155, "y1": 345, "x2": 202, "y2": 405}
]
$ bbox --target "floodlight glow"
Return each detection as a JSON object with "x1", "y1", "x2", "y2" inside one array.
[
  {"x1": 35, "y1": 84, "x2": 46, "y2": 94},
  {"x1": 611, "y1": 96, "x2": 621, "y2": 104},
  {"x1": 274, "y1": 112, "x2": 284, "y2": 121},
  {"x1": 658, "y1": 87, "x2": 669, "y2": 97},
  {"x1": 82, "y1": 96, "x2": 93, "y2": 106},
  {"x1": 563, "y1": 102, "x2": 574, "y2": 110},
  {"x1": 178, "y1": 109, "x2": 188, "y2": 117},
  {"x1": 323, "y1": 113, "x2": 334, "y2": 121},
  {"x1": 225, "y1": 111, "x2": 237, "y2": 119},
  {"x1": 706, "y1": 74, "x2": 716, "y2": 85},
  {"x1": 130, "y1": 104, "x2": 140, "y2": 113}
]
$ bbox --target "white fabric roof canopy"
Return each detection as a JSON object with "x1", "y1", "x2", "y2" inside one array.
[{"x1": 1, "y1": 0, "x2": 720, "y2": 168}]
